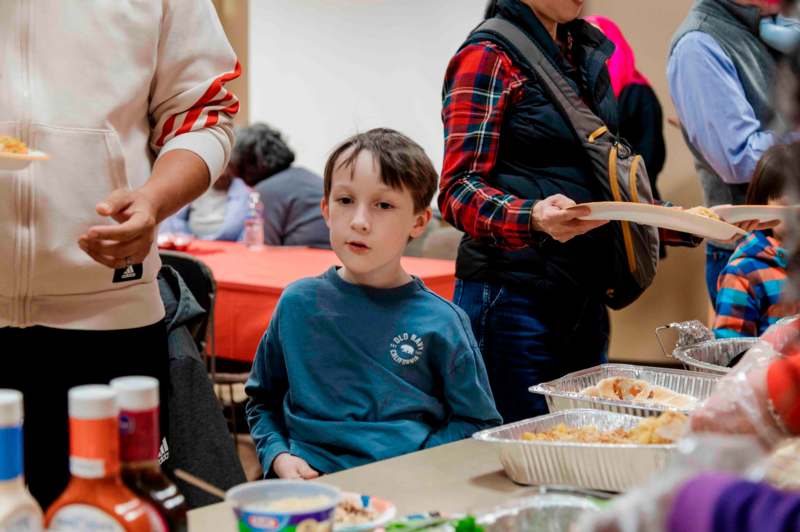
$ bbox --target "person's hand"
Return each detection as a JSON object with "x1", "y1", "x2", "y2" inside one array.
[
  {"x1": 734, "y1": 219, "x2": 780, "y2": 233},
  {"x1": 532, "y1": 194, "x2": 608, "y2": 243},
  {"x1": 689, "y1": 342, "x2": 788, "y2": 449},
  {"x1": 272, "y1": 453, "x2": 319, "y2": 480},
  {"x1": 78, "y1": 188, "x2": 158, "y2": 269}
]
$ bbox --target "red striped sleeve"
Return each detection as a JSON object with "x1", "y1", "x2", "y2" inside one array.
[{"x1": 155, "y1": 60, "x2": 242, "y2": 147}]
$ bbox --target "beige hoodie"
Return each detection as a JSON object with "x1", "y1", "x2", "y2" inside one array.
[{"x1": 0, "y1": 0, "x2": 239, "y2": 330}]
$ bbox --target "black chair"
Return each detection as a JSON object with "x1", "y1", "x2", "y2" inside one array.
[
  {"x1": 159, "y1": 250, "x2": 216, "y2": 372},
  {"x1": 159, "y1": 250, "x2": 251, "y2": 443}
]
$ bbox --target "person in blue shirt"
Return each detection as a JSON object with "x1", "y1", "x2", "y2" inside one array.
[
  {"x1": 667, "y1": 0, "x2": 797, "y2": 303},
  {"x1": 245, "y1": 128, "x2": 502, "y2": 479},
  {"x1": 159, "y1": 166, "x2": 251, "y2": 241}
]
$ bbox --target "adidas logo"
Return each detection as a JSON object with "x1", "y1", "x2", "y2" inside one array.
[
  {"x1": 121, "y1": 265, "x2": 137, "y2": 279},
  {"x1": 158, "y1": 437, "x2": 170, "y2": 464}
]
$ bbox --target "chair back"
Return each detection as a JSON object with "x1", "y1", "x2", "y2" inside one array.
[{"x1": 159, "y1": 251, "x2": 216, "y2": 357}]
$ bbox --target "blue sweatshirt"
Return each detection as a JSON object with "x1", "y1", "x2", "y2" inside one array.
[{"x1": 245, "y1": 267, "x2": 502, "y2": 475}]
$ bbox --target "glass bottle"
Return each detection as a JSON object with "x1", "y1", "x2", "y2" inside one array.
[
  {"x1": 45, "y1": 385, "x2": 151, "y2": 532},
  {"x1": 111, "y1": 377, "x2": 187, "y2": 532},
  {"x1": 243, "y1": 191, "x2": 265, "y2": 250},
  {"x1": 0, "y1": 390, "x2": 43, "y2": 531}
]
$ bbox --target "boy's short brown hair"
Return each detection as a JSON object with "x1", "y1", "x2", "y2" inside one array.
[{"x1": 323, "y1": 128, "x2": 438, "y2": 213}]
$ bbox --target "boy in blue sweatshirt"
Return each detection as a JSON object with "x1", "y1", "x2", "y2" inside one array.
[{"x1": 245, "y1": 128, "x2": 502, "y2": 479}]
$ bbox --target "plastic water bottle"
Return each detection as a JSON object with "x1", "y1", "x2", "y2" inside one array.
[{"x1": 243, "y1": 191, "x2": 265, "y2": 250}]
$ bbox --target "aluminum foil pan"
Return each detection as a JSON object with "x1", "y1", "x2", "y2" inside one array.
[
  {"x1": 529, "y1": 364, "x2": 719, "y2": 417},
  {"x1": 672, "y1": 338, "x2": 762, "y2": 374},
  {"x1": 477, "y1": 489, "x2": 603, "y2": 532},
  {"x1": 473, "y1": 410, "x2": 676, "y2": 492}
]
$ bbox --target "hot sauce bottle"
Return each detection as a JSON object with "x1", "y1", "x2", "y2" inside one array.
[
  {"x1": 110, "y1": 377, "x2": 187, "y2": 532},
  {"x1": 0, "y1": 390, "x2": 43, "y2": 531},
  {"x1": 45, "y1": 385, "x2": 151, "y2": 531}
]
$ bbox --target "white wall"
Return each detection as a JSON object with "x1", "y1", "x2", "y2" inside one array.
[{"x1": 248, "y1": 0, "x2": 486, "y2": 176}]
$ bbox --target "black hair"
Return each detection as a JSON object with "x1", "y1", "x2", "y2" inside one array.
[{"x1": 229, "y1": 123, "x2": 295, "y2": 186}]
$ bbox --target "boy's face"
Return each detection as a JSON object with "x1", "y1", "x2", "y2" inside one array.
[{"x1": 321, "y1": 150, "x2": 431, "y2": 287}]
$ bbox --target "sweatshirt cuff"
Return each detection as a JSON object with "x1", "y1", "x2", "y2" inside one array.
[
  {"x1": 261, "y1": 441, "x2": 291, "y2": 477},
  {"x1": 667, "y1": 473, "x2": 740, "y2": 532},
  {"x1": 158, "y1": 129, "x2": 227, "y2": 186}
]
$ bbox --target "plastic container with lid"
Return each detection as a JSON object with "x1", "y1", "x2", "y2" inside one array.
[
  {"x1": 44, "y1": 385, "x2": 151, "y2": 532},
  {"x1": 110, "y1": 376, "x2": 187, "y2": 532},
  {"x1": 0, "y1": 389, "x2": 43, "y2": 531}
]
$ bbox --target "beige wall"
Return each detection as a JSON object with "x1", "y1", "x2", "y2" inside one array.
[
  {"x1": 219, "y1": 0, "x2": 710, "y2": 363},
  {"x1": 213, "y1": 0, "x2": 249, "y2": 125},
  {"x1": 585, "y1": 0, "x2": 709, "y2": 363}
]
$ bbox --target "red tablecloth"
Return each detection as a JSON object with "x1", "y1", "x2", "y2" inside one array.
[{"x1": 181, "y1": 241, "x2": 456, "y2": 362}]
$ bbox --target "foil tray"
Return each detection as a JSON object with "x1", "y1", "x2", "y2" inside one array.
[
  {"x1": 473, "y1": 409, "x2": 676, "y2": 492},
  {"x1": 529, "y1": 363, "x2": 719, "y2": 417},
  {"x1": 671, "y1": 338, "x2": 762, "y2": 375},
  {"x1": 477, "y1": 488, "x2": 604, "y2": 532}
]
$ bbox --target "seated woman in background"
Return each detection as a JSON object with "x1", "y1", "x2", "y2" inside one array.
[
  {"x1": 159, "y1": 166, "x2": 251, "y2": 241},
  {"x1": 232, "y1": 123, "x2": 330, "y2": 248},
  {"x1": 713, "y1": 143, "x2": 800, "y2": 339}
]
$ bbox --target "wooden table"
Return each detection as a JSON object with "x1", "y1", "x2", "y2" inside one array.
[
  {"x1": 187, "y1": 438, "x2": 531, "y2": 531},
  {"x1": 180, "y1": 241, "x2": 457, "y2": 362}
]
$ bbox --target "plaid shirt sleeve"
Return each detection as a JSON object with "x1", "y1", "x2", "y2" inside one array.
[
  {"x1": 439, "y1": 42, "x2": 540, "y2": 250},
  {"x1": 713, "y1": 265, "x2": 760, "y2": 338}
]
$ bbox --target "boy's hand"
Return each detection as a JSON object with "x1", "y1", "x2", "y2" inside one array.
[{"x1": 272, "y1": 453, "x2": 320, "y2": 480}]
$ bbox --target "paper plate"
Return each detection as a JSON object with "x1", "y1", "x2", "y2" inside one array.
[
  {"x1": 571, "y1": 202, "x2": 746, "y2": 241},
  {"x1": 710, "y1": 205, "x2": 794, "y2": 224},
  {"x1": 0, "y1": 150, "x2": 50, "y2": 171}
]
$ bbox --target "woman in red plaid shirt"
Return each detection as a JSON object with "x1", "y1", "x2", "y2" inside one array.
[{"x1": 439, "y1": 0, "x2": 621, "y2": 423}]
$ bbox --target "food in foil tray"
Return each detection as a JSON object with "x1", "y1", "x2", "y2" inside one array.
[
  {"x1": 0, "y1": 136, "x2": 28, "y2": 154},
  {"x1": 581, "y1": 377, "x2": 698, "y2": 409},
  {"x1": 521, "y1": 411, "x2": 687, "y2": 444}
]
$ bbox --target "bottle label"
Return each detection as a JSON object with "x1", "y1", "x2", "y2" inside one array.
[
  {"x1": 0, "y1": 426, "x2": 23, "y2": 481},
  {"x1": 119, "y1": 408, "x2": 159, "y2": 462},
  {"x1": 48, "y1": 505, "x2": 123, "y2": 532},
  {"x1": 0, "y1": 508, "x2": 43, "y2": 531},
  {"x1": 142, "y1": 503, "x2": 168, "y2": 532},
  {"x1": 68, "y1": 418, "x2": 118, "y2": 478}
]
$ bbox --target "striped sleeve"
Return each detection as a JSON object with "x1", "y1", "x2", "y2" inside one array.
[
  {"x1": 439, "y1": 42, "x2": 538, "y2": 250},
  {"x1": 713, "y1": 263, "x2": 760, "y2": 338},
  {"x1": 148, "y1": 0, "x2": 240, "y2": 184}
]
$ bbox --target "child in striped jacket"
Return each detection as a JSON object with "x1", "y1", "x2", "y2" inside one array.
[{"x1": 713, "y1": 143, "x2": 800, "y2": 338}]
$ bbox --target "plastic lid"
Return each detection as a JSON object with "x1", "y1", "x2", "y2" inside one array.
[
  {"x1": 110, "y1": 376, "x2": 159, "y2": 411},
  {"x1": 0, "y1": 389, "x2": 22, "y2": 427},
  {"x1": 68, "y1": 385, "x2": 118, "y2": 420}
]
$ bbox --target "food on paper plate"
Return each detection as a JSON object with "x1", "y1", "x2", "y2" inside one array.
[
  {"x1": 521, "y1": 411, "x2": 688, "y2": 444},
  {"x1": 686, "y1": 206, "x2": 722, "y2": 221},
  {"x1": 334, "y1": 497, "x2": 378, "y2": 526},
  {"x1": 581, "y1": 377, "x2": 698, "y2": 409},
  {"x1": 0, "y1": 136, "x2": 28, "y2": 154}
]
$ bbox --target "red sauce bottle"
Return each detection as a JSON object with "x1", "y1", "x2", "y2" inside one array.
[
  {"x1": 45, "y1": 385, "x2": 151, "y2": 531},
  {"x1": 111, "y1": 377, "x2": 187, "y2": 532}
]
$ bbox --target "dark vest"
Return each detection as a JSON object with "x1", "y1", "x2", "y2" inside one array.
[
  {"x1": 454, "y1": 2, "x2": 618, "y2": 299},
  {"x1": 670, "y1": 0, "x2": 782, "y2": 211}
]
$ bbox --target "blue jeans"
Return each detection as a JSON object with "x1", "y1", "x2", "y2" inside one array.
[
  {"x1": 453, "y1": 279, "x2": 609, "y2": 423},
  {"x1": 706, "y1": 242, "x2": 734, "y2": 304}
]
